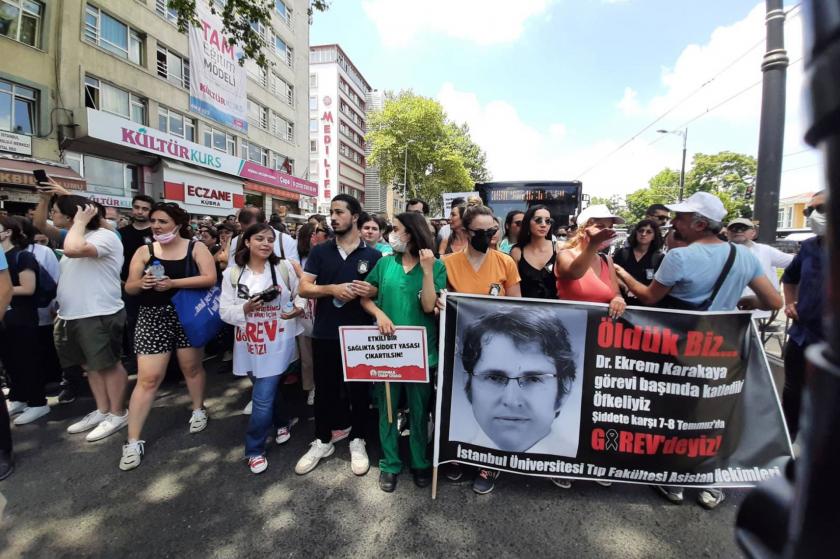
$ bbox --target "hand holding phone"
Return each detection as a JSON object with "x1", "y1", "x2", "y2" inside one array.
[{"x1": 33, "y1": 169, "x2": 49, "y2": 185}]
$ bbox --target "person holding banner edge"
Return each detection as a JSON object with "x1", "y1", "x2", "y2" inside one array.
[
  {"x1": 295, "y1": 194, "x2": 381, "y2": 477},
  {"x1": 614, "y1": 191, "x2": 782, "y2": 509},
  {"x1": 442, "y1": 201, "x2": 522, "y2": 494},
  {"x1": 360, "y1": 212, "x2": 447, "y2": 492}
]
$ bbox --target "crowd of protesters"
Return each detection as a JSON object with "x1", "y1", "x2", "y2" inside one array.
[{"x1": 0, "y1": 179, "x2": 826, "y2": 514}]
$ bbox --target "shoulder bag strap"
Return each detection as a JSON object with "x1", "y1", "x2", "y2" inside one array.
[
  {"x1": 704, "y1": 243, "x2": 737, "y2": 308},
  {"x1": 184, "y1": 239, "x2": 196, "y2": 276}
]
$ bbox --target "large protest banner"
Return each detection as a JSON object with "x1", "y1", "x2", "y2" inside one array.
[
  {"x1": 189, "y1": 0, "x2": 248, "y2": 133},
  {"x1": 434, "y1": 294, "x2": 791, "y2": 488}
]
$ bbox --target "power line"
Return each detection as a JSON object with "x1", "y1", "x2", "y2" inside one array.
[
  {"x1": 575, "y1": 8, "x2": 803, "y2": 179},
  {"x1": 782, "y1": 162, "x2": 820, "y2": 173},
  {"x1": 782, "y1": 148, "x2": 813, "y2": 158}
]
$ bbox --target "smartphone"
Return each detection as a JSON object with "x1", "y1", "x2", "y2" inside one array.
[{"x1": 33, "y1": 169, "x2": 49, "y2": 186}]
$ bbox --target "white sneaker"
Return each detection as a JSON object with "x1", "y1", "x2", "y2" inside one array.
[
  {"x1": 248, "y1": 455, "x2": 268, "y2": 474},
  {"x1": 243, "y1": 401, "x2": 252, "y2": 415},
  {"x1": 6, "y1": 400, "x2": 26, "y2": 416},
  {"x1": 349, "y1": 438, "x2": 370, "y2": 476},
  {"x1": 294, "y1": 439, "x2": 334, "y2": 475},
  {"x1": 119, "y1": 440, "x2": 144, "y2": 471},
  {"x1": 85, "y1": 412, "x2": 128, "y2": 442},
  {"x1": 67, "y1": 410, "x2": 108, "y2": 434},
  {"x1": 189, "y1": 408, "x2": 208, "y2": 433},
  {"x1": 13, "y1": 405, "x2": 50, "y2": 425},
  {"x1": 275, "y1": 417, "x2": 298, "y2": 445},
  {"x1": 306, "y1": 389, "x2": 315, "y2": 406}
]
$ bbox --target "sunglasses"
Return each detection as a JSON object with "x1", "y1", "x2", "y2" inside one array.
[
  {"x1": 728, "y1": 225, "x2": 751, "y2": 233},
  {"x1": 469, "y1": 227, "x2": 499, "y2": 237},
  {"x1": 803, "y1": 204, "x2": 825, "y2": 217},
  {"x1": 533, "y1": 217, "x2": 554, "y2": 226},
  {"x1": 312, "y1": 228, "x2": 326, "y2": 235}
]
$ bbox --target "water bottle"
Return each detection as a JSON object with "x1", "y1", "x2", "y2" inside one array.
[
  {"x1": 149, "y1": 260, "x2": 165, "y2": 280},
  {"x1": 282, "y1": 301, "x2": 295, "y2": 314},
  {"x1": 333, "y1": 298, "x2": 346, "y2": 308}
]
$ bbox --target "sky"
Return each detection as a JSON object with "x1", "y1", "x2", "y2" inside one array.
[{"x1": 310, "y1": 0, "x2": 819, "y2": 201}]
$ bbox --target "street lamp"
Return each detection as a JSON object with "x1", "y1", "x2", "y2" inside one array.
[
  {"x1": 657, "y1": 128, "x2": 688, "y2": 202},
  {"x1": 401, "y1": 139, "x2": 415, "y2": 201}
]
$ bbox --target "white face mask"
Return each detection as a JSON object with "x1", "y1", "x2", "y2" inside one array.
[
  {"x1": 807, "y1": 210, "x2": 826, "y2": 237},
  {"x1": 388, "y1": 232, "x2": 408, "y2": 253}
]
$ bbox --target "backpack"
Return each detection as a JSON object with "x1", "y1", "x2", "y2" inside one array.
[{"x1": 15, "y1": 252, "x2": 57, "y2": 308}]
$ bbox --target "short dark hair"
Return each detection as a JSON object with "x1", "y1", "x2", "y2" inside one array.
[
  {"x1": 628, "y1": 218, "x2": 664, "y2": 253},
  {"x1": 331, "y1": 194, "x2": 362, "y2": 219},
  {"x1": 53, "y1": 195, "x2": 104, "y2": 230},
  {"x1": 461, "y1": 306, "x2": 577, "y2": 408},
  {"x1": 131, "y1": 194, "x2": 155, "y2": 207},
  {"x1": 462, "y1": 204, "x2": 494, "y2": 231},
  {"x1": 217, "y1": 222, "x2": 235, "y2": 234},
  {"x1": 406, "y1": 199, "x2": 429, "y2": 215},
  {"x1": 503, "y1": 210, "x2": 525, "y2": 238},
  {"x1": 516, "y1": 205, "x2": 552, "y2": 246},
  {"x1": 200, "y1": 226, "x2": 219, "y2": 240},
  {"x1": 0, "y1": 215, "x2": 29, "y2": 249},
  {"x1": 150, "y1": 202, "x2": 192, "y2": 238},
  {"x1": 394, "y1": 212, "x2": 435, "y2": 256},
  {"x1": 234, "y1": 223, "x2": 280, "y2": 268},
  {"x1": 646, "y1": 204, "x2": 668, "y2": 215},
  {"x1": 451, "y1": 197, "x2": 466, "y2": 208},
  {"x1": 297, "y1": 222, "x2": 315, "y2": 258}
]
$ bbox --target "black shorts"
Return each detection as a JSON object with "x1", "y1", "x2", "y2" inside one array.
[{"x1": 134, "y1": 304, "x2": 193, "y2": 355}]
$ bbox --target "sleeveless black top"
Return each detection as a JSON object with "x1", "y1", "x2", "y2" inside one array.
[
  {"x1": 139, "y1": 241, "x2": 195, "y2": 307},
  {"x1": 516, "y1": 241, "x2": 558, "y2": 300}
]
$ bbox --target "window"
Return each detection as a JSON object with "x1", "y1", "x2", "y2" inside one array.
[
  {"x1": 310, "y1": 139, "x2": 317, "y2": 153},
  {"x1": 270, "y1": 112, "x2": 292, "y2": 142},
  {"x1": 340, "y1": 142, "x2": 364, "y2": 166},
  {"x1": 269, "y1": 73, "x2": 293, "y2": 105},
  {"x1": 157, "y1": 45, "x2": 190, "y2": 89},
  {"x1": 0, "y1": 78, "x2": 36, "y2": 134},
  {"x1": 84, "y1": 76, "x2": 146, "y2": 124},
  {"x1": 154, "y1": 0, "x2": 178, "y2": 24},
  {"x1": 157, "y1": 106, "x2": 195, "y2": 142},
  {"x1": 309, "y1": 96, "x2": 317, "y2": 111},
  {"x1": 240, "y1": 139, "x2": 268, "y2": 166},
  {"x1": 309, "y1": 73, "x2": 317, "y2": 88},
  {"x1": 248, "y1": 99, "x2": 268, "y2": 129},
  {"x1": 309, "y1": 118, "x2": 317, "y2": 132},
  {"x1": 250, "y1": 19, "x2": 267, "y2": 42},
  {"x1": 84, "y1": 5, "x2": 142, "y2": 64},
  {"x1": 273, "y1": 153, "x2": 293, "y2": 175},
  {"x1": 66, "y1": 151, "x2": 138, "y2": 196},
  {"x1": 274, "y1": 0, "x2": 291, "y2": 25},
  {"x1": 0, "y1": 0, "x2": 43, "y2": 47},
  {"x1": 203, "y1": 125, "x2": 236, "y2": 155},
  {"x1": 273, "y1": 33, "x2": 292, "y2": 66},
  {"x1": 245, "y1": 58, "x2": 268, "y2": 87}
]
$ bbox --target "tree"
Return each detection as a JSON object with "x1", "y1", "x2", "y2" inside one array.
[
  {"x1": 589, "y1": 195, "x2": 624, "y2": 216},
  {"x1": 367, "y1": 91, "x2": 491, "y2": 214},
  {"x1": 622, "y1": 169, "x2": 680, "y2": 223},
  {"x1": 684, "y1": 151, "x2": 757, "y2": 218},
  {"x1": 165, "y1": 0, "x2": 330, "y2": 67}
]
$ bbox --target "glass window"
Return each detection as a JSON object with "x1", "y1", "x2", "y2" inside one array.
[
  {"x1": 83, "y1": 154, "x2": 136, "y2": 196},
  {"x1": 155, "y1": 0, "x2": 178, "y2": 23},
  {"x1": 309, "y1": 118, "x2": 317, "y2": 132},
  {"x1": 309, "y1": 96, "x2": 317, "y2": 111},
  {"x1": 204, "y1": 126, "x2": 234, "y2": 154},
  {"x1": 0, "y1": 0, "x2": 43, "y2": 47},
  {"x1": 157, "y1": 45, "x2": 189, "y2": 88},
  {"x1": 84, "y1": 5, "x2": 142, "y2": 64},
  {"x1": 84, "y1": 76, "x2": 145, "y2": 124},
  {"x1": 0, "y1": 78, "x2": 36, "y2": 135},
  {"x1": 310, "y1": 140, "x2": 317, "y2": 153},
  {"x1": 309, "y1": 73, "x2": 317, "y2": 88},
  {"x1": 101, "y1": 82, "x2": 129, "y2": 118}
]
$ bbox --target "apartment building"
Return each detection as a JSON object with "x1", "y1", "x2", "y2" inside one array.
[
  {"x1": 308, "y1": 44, "x2": 371, "y2": 215},
  {"x1": 0, "y1": 0, "x2": 315, "y2": 219}
]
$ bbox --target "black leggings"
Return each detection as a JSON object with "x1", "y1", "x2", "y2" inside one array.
[
  {"x1": 0, "y1": 324, "x2": 46, "y2": 407},
  {"x1": 312, "y1": 338, "x2": 370, "y2": 444},
  {"x1": 783, "y1": 339, "x2": 808, "y2": 440}
]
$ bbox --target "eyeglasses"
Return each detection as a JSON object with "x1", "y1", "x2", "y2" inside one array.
[
  {"x1": 469, "y1": 372, "x2": 557, "y2": 392},
  {"x1": 312, "y1": 228, "x2": 326, "y2": 235},
  {"x1": 533, "y1": 217, "x2": 554, "y2": 226},
  {"x1": 803, "y1": 204, "x2": 826, "y2": 217}
]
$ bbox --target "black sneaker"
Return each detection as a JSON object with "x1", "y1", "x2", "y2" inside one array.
[
  {"x1": 444, "y1": 463, "x2": 464, "y2": 482},
  {"x1": 0, "y1": 450, "x2": 14, "y2": 481},
  {"x1": 413, "y1": 468, "x2": 432, "y2": 488},
  {"x1": 472, "y1": 469, "x2": 500, "y2": 495},
  {"x1": 57, "y1": 388, "x2": 76, "y2": 404},
  {"x1": 379, "y1": 471, "x2": 397, "y2": 493}
]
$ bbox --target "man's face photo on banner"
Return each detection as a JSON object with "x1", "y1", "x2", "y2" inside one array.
[{"x1": 448, "y1": 302, "x2": 586, "y2": 456}]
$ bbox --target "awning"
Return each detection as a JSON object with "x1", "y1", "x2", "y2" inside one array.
[
  {"x1": 0, "y1": 156, "x2": 87, "y2": 191},
  {"x1": 160, "y1": 161, "x2": 244, "y2": 217}
]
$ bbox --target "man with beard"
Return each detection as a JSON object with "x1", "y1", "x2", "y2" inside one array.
[
  {"x1": 780, "y1": 190, "x2": 827, "y2": 441},
  {"x1": 295, "y1": 194, "x2": 381, "y2": 477}
]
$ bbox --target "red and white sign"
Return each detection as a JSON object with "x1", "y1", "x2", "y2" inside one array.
[
  {"x1": 161, "y1": 162, "x2": 244, "y2": 216},
  {"x1": 340, "y1": 326, "x2": 429, "y2": 383}
]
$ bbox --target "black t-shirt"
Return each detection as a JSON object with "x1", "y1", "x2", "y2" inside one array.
[
  {"x1": 614, "y1": 247, "x2": 664, "y2": 303},
  {"x1": 4, "y1": 248, "x2": 39, "y2": 327},
  {"x1": 118, "y1": 224, "x2": 154, "y2": 281},
  {"x1": 303, "y1": 239, "x2": 382, "y2": 340}
]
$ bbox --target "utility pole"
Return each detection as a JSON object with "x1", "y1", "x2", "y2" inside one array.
[
  {"x1": 754, "y1": 0, "x2": 789, "y2": 243},
  {"x1": 678, "y1": 129, "x2": 688, "y2": 201}
]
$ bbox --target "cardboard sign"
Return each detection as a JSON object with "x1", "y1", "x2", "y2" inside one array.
[{"x1": 340, "y1": 326, "x2": 429, "y2": 382}]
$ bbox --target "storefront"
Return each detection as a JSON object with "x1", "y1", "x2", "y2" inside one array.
[
  {"x1": 0, "y1": 155, "x2": 87, "y2": 213},
  {"x1": 155, "y1": 162, "x2": 244, "y2": 218}
]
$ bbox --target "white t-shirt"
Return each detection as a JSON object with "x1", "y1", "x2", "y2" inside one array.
[
  {"x1": 741, "y1": 241, "x2": 793, "y2": 319},
  {"x1": 228, "y1": 228, "x2": 299, "y2": 267},
  {"x1": 57, "y1": 228, "x2": 124, "y2": 320},
  {"x1": 27, "y1": 243, "x2": 60, "y2": 326}
]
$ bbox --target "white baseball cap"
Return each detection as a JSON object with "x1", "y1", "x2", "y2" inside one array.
[
  {"x1": 576, "y1": 204, "x2": 626, "y2": 226},
  {"x1": 665, "y1": 192, "x2": 727, "y2": 222}
]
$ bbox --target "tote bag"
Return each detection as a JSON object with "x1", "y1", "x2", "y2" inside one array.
[{"x1": 171, "y1": 240, "x2": 224, "y2": 347}]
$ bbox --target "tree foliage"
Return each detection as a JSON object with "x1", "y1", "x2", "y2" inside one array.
[
  {"x1": 367, "y1": 91, "x2": 491, "y2": 214},
  {"x1": 620, "y1": 151, "x2": 757, "y2": 224},
  {"x1": 589, "y1": 195, "x2": 624, "y2": 216},
  {"x1": 166, "y1": 0, "x2": 330, "y2": 68}
]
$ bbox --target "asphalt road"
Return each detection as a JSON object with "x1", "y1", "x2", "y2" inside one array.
[{"x1": 1, "y1": 358, "x2": 747, "y2": 558}]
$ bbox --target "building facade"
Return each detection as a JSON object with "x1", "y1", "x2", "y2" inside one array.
[
  {"x1": 308, "y1": 44, "x2": 371, "y2": 215},
  {"x1": 777, "y1": 191, "x2": 814, "y2": 230},
  {"x1": 0, "y1": 0, "x2": 315, "y2": 220}
]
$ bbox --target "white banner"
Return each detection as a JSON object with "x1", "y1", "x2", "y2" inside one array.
[
  {"x1": 441, "y1": 191, "x2": 474, "y2": 216},
  {"x1": 189, "y1": 1, "x2": 248, "y2": 133}
]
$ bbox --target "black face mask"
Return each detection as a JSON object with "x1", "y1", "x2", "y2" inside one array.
[{"x1": 469, "y1": 230, "x2": 493, "y2": 253}]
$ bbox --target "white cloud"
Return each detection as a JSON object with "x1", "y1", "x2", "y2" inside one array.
[
  {"x1": 437, "y1": 3, "x2": 821, "y2": 202},
  {"x1": 361, "y1": 0, "x2": 554, "y2": 47}
]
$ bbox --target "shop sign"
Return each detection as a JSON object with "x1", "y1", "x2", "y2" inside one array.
[
  {"x1": 0, "y1": 131, "x2": 32, "y2": 156},
  {"x1": 81, "y1": 192, "x2": 133, "y2": 209}
]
